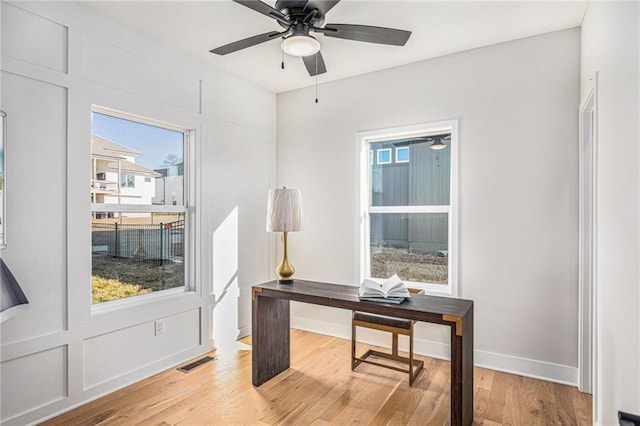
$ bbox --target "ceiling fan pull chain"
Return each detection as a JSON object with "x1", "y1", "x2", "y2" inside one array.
[
  {"x1": 281, "y1": 40, "x2": 285, "y2": 69},
  {"x1": 315, "y1": 54, "x2": 319, "y2": 103}
]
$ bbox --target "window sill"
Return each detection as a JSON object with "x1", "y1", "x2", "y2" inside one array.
[
  {"x1": 366, "y1": 277, "x2": 456, "y2": 298},
  {"x1": 91, "y1": 287, "x2": 194, "y2": 316}
]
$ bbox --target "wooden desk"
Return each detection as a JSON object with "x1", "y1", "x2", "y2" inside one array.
[{"x1": 252, "y1": 279, "x2": 474, "y2": 426}]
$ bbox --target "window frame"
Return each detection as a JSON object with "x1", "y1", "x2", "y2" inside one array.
[
  {"x1": 119, "y1": 173, "x2": 135, "y2": 188},
  {"x1": 377, "y1": 148, "x2": 392, "y2": 165},
  {"x1": 90, "y1": 105, "x2": 194, "y2": 312},
  {"x1": 356, "y1": 120, "x2": 459, "y2": 296},
  {"x1": 395, "y1": 146, "x2": 410, "y2": 163}
]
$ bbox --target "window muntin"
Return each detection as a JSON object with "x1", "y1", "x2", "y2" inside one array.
[
  {"x1": 359, "y1": 121, "x2": 458, "y2": 295},
  {"x1": 90, "y1": 109, "x2": 189, "y2": 305}
]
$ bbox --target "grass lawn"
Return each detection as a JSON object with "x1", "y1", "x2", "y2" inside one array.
[
  {"x1": 92, "y1": 247, "x2": 445, "y2": 303},
  {"x1": 370, "y1": 247, "x2": 448, "y2": 285},
  {"x1": 92, "y1": 256, "x2": 184, "y2": 304}
]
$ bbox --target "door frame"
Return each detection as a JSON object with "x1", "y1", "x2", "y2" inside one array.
[{"x1": 578, "y1": 72, "x2": 598, "y2": 398}]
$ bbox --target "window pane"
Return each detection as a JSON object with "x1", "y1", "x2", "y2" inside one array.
[
  {"x1": 377, "y1": 148, "x2": 391, "y2": 164},
  {"x1": 396, "y1": 147, "x2": 409, "y2": 163},
  {"x1": 91, "y1": 112, "x2": 185, "y2": 206},
  {"x1": 91, "y1": 212, "x2": 185, "y2": 303},
  {"x1": 369, "y1": 212, "x2": 448, "y2": 285},
  {"x1": 370, "y1": 135, "x2": 450, "y2": 207}
]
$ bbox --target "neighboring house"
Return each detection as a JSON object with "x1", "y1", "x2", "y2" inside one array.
[
  {"x1": 91, "y1": 135, "x2": 160, "y2": 210},
  {"x1": 370, "y1": 136, "x2": 450, "y2": 254},
  {"x1": 153, "y1": 162, "x2": 184, "y2": 206}
]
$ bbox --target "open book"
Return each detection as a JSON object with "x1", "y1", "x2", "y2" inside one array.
[{"x1": 358, "y1": 274, "x2": 411, "y2": 303}]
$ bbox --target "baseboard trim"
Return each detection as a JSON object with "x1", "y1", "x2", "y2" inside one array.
[
  {"x1": 474, "y1": 349, "x2": 577, "y2": 386},
  {"x1": 238, "y1": 326, "x2": 251, "y2": 339},
  {"x1": 13, "y1": 345, "x2": 211, "y2": 426},
  {"x1": 291, "y1": 314, "x2": 578, "y2": 387}
]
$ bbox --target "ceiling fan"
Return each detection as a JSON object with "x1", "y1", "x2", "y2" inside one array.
[{"x1": 210, "y1": 0, "x2": 412, "y2": 77}]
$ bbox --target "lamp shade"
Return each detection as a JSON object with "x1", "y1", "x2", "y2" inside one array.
[
  {"x1": 281, "y1": 35, "x2": 321, "y2": 57},
  {"x1": 1, "y1": 259, "x2": 29, "y2": 323},
  {"x1": 266, "y1": 188, "x2": 303, "y2": 232}
]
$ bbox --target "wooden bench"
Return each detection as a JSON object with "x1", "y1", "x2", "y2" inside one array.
[{"x1": 351, "y1": 288, "x2": 425, "y2": 385}]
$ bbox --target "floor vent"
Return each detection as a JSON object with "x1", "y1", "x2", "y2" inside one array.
[{"x1": 177, "y1": 356, "x2": 216, "y2": 373}]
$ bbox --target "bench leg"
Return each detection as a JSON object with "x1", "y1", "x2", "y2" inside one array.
[
  {"x1": 409, "y1": 325, "x2": 415, "y2": 385},
  {"x1": 392, "y1": 332, "x2": 399, "y2": 357},
  {"x1": 351, "y1": 320, "x2": 357, "y2": 370}
]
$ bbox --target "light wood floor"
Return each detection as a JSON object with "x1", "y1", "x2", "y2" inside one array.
[{"x1": 43, "y1": 329, "x2": 591, "y2": 425}]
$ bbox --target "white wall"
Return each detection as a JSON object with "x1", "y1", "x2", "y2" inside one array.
[
  {"x1": 580, "y1": 1, "x2": 640, "y2": 424},
  {"x1": 0, "y1": 1, "x2": 275, "y2": 424},
  {"x1": 277, "y1": 28, "x2": 580, "y2": 384}
]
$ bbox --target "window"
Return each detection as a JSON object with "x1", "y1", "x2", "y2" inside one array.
[
  {"x1": 90, "y1": 107, "x2": 190, "y2": 305},
  {"x1": 358, "y1": 120, "x2": 458, "y2": 295},
  {"x1": 120, "y1": 173, "x2": 135, "y2": 188},
  {"x1": 377, "y1": 148, "x2": 392, "y2": 165},
  {"x1": 396, "y1": 146, "x2": 410, "y2": 163}
]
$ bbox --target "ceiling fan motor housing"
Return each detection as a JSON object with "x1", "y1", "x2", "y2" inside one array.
[{"x1": 275, "y1": 0, "x2": 325, "y2": 29}]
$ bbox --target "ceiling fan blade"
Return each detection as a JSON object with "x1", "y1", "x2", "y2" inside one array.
[
  {"x1": 322, "y1": 24, "x2": 411, "y2": 46},
  {"x1": 302, "y1": 52, "x2": 327, "y2": 76},
  {"x1": 210, "y1": 31, "x2": 283, "y2": 55},
  {"x1": 303, "y1": 0, "x2": 340, "y2": 17},
  {"x1": 233, "y1": 0, "x2": 288, "y2": 22}
]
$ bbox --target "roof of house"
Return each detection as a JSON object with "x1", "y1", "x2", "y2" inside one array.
[
  {"x1": 91, "y1": 134, "x2": 161, "y2": 177},
  {"x1": 105, "y1": 161, "x2": 162, "y2": 177},
  {"x1": 91, "y1": 135, "x2": 142, "y2": 160}
]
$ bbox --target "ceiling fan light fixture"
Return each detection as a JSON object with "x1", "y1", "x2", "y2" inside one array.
[
  {"x1": 429, "y1": 139, "x2": 447, "y2": 150},
  {"x1": 281, "y1": 34, "x2": 321, "y2": 57}
]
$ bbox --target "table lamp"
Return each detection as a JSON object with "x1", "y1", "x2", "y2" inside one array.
[{"x1": 266, "y1": 187, "x2": 303, "y2": 284}]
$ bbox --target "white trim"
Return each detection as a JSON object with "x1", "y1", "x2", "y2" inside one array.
[
  {"x1": 91, "y1": 287, "x2": 189, "y2": 315},
  {"x1": 578, "y1": 86, "x2": 594, "y2": 394},
  {"x1": 89, "y1": 107, "x2": 194, "y2": 310},
  {"x1": 30, "y1": 345, "x2": 208, "y2": 426},
  {"x1": 369, "y1": 205, "x2": 449, "y2": 214},
  {"x1": 376, "y1": 148, "x2": 392, "y2": 165},
  {"x1": 474, "y1": 349, "x2": 578, "y2": 386},
  {"x1": 578, "y1": 72, "x2": 598, "y2": 407},
  {"x1": 592, "y1": 72, "x2": 599, "y2": 422},
  {"x1": 92, "y1": 105, "x2": 187, "y2": 134},
  {"x1": 1, "y1": 109, "x2": 7, "y2": 249},
  {"x1": 90, "y1": 203, "x2": 188, "y2": 213},
  {"x1": 449, "y1": 120, "x2": 459, "y2": 297},
  {"x1": 356, "y1": 137, "x2": 369, "y2": 283},
  {"x1": 395, "y1": 146, "x2": 410, "y2": 163},
  {"x1": 290, "y1": 315, "x2": 577, "y2": 386},
  {"x1": 358, "y1": 120, "x2": 456, "y2": 143},
  {"x1": 356, "y1": 120, "x2": 459, "y2": 296}
]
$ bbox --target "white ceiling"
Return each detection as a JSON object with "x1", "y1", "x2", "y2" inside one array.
[{"x1": 83, "y1": 0, "x2": 588, "y2": 94}]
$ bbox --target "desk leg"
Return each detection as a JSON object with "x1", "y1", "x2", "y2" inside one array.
[
  {"x1": 450, "y1": 306, "x2": 474, "y2": 426},
  {"x1": 252, "y1": 292, "x2": 290, "y2": 386}
]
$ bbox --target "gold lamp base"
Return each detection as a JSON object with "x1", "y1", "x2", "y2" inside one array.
[{"x1": 276, "y1": 232, "x2": 295, "y2": 284}]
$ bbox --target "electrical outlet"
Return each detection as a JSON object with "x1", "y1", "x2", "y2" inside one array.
[{"x1": 154, "y1": 319, "x2": 165, "y2": 336}]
